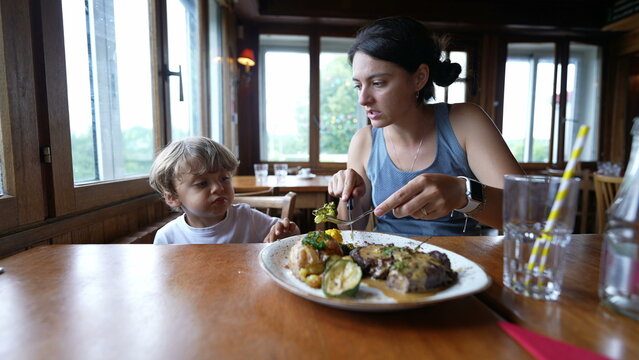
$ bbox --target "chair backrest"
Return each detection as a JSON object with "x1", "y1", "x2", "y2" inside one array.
[
  {"x1": 544, "y1": 167, "x2": 593, "y2": 234},
  {"x1": 233, "y1": 191, "x2": 297, "y2": 219},
  {"x1": 593, "y1": 173, "x2": 624, "y2": 233}
]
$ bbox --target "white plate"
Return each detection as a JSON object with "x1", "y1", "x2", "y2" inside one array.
[
  {"x1": 296, "y1": 173, "x2": 316, "y2": 179},
  {"x1": 259, "y1": 231, "x2": 491, "y2": 311}
]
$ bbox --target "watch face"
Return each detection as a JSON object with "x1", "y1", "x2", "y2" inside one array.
[{"x1": 469, "y1": 179, "x2": 484, "y2": 202}]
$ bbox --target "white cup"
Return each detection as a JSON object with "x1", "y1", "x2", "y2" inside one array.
[{"x1": 299, "y1": 168, "x2": 311, "y2": 177}]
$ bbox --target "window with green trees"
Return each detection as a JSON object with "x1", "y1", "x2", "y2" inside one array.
[{"x1": 259, "y1": 34, "x2": 366, "y2": 165}]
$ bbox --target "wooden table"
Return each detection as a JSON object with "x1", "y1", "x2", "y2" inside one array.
[
  {"x1": 1, "y1": 234, "x2": 635, "y2": 359},
  {"x1": 0, "y1": 244, "x2": 531, "y2": 359},
  {"x1": 234, "y1": 175, "x2": 334, "y2": 232},
  {"x1": 233, "y1": 175, "x2": 332, "y2": 210},
  {"x1": 422, "y1": 234, "x2": 638, "y2": 359}
]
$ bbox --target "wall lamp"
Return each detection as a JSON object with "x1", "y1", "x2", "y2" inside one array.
[{"x1": 237, "y1": 48, "x2": 256, "y2": 84}]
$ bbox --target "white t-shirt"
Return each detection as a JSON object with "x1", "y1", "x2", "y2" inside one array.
[{"x1": 154, "y1": 203, "x2": 279, "y2": 244}]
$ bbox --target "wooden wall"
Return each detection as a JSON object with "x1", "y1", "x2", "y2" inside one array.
[{"x1": 0, "y1": 196, "x2": 174, "y2": 259}]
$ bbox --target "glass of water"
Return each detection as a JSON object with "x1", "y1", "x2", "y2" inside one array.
[
  {"x1": 502, "y1": 175, "x2": 581, "y2": 301},
  {"x1": 253, "y1": 163, "x2": 268, "y2": 183},
  {"x1": 274, "y1": 164, "x2": 288, "y2": 182}
]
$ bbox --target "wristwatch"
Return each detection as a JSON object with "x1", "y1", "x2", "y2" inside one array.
[{"x1": 455, "y1": 176, "x2": 485, "y2": 214}]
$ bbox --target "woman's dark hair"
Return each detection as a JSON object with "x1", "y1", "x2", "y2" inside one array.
[{"x1": 348, "y1": 16, "x2": 461, "y2": 103}]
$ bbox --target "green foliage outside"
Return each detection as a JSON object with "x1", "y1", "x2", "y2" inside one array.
[
  {"x1": 267, "y1": 101, "x2": 310, "y2": 162},
  {"x1": 319, "y1": 54, "x2": 360, "y2": 159},
  {"x1": 123, "y1": 126, "x2": 154, "y2": 174},
  {"x1": 71, "y1": 131, "x2": 97, "y2": 182},
  {"x1": 71, "y1": 126, "x2": 153, "y2": 183},
  {"x1": 269, "y1": 54, "x2": 361, "y2": 162},
  {"x1": 507, "y1": 138, "x2": 550, "y2": 163}
]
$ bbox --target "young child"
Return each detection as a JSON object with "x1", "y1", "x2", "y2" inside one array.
[{"x1": 149, "y1": 136, "x2": 300, "y2": 244}]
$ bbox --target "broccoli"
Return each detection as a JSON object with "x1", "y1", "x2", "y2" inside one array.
[{"x1": 312, "y1": 202, "x2": 337, "y2": 224}]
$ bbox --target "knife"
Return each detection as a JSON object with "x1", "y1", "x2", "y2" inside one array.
[{"x1": 346, "y1": 198, "x2": 354, "y2": 233}]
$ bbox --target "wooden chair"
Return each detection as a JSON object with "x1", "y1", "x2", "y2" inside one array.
[
  {"x1": 593, "y1": 173, "x2": 624, "y2": 233},
  {"x1": 544, "y1": 167, "x2": 594, "y2": 234},
  {"x1": 233, "y1": 191, "x2": 297, "y2": 219}
]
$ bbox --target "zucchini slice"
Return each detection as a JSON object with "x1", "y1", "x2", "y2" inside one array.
[{"x1": 322, "y1": 259, "x2": 362, "y2": 297}]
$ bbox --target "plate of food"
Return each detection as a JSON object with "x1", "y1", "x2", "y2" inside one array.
[{"x1": 259, "y1": 230, "x2": 491, "y2": 311}]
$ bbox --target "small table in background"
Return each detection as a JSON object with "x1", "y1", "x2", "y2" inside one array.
[{"x1": 233, "y1": 175, "x2": 334, "y2": 232}]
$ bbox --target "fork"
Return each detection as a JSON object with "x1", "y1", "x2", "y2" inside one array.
[{"x1": 324, "y1": 208, "x2": 375, "y2": 226}]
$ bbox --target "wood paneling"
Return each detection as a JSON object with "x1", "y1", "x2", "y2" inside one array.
[
  {"x1": 75, "y1": 178, "x2": 154, "y2": 211},
  {"x1": 250, "y1": 0, "x2": 608, "y2": 30},
  {"x1": 0, "y1": 195, "x2": 171, "y2": 259},
  {"x1": 603, "y1": 12, "x2": 639, "y2": 32},
  {"x1": 0, "y1": 0, "x2": 46, "y2": 226},
  {"x1": 612, "y1": 30, "x2": 639, "y2": 57}
]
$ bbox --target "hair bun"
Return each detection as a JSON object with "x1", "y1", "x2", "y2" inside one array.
[{"x1": 433, "y1": 59, "x2": 461, "y2": 87}]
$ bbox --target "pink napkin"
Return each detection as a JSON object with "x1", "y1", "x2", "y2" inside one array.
[{"x1": 499, "y1": 321, "x2": 610, "y2": 360}]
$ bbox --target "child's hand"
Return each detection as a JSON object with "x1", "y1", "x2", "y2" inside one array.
[{"x1": 264, "y1": 218, "x2": 301, "y2": 243}]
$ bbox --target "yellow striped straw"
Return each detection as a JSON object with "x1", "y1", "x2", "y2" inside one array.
[{"x1": 524, "y1": 125, "x2": 590, "y2": 287}]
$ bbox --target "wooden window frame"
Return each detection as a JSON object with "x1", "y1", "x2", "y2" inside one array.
[
  {"x1": 38, "y1": 0, "x2": 162, "y2": 218},
  {"x1": 498, "y1": 35, "x2": 605, "y2": 170},
  {"x1": 0, "y1": 1, "x2": 47, "y2": 232},
  {"x1": 0, "y1": 0, "x2": 221, "y2": 235}
]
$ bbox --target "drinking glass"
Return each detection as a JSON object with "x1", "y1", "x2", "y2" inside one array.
[
  {"x1": 274, "y1": 164, "x2": 288, "y2": 182},
  {"x1": 502, "y1": 175, "x2": 581, "y2": 300},
  {"x1": 254, "y1": 163, "x2": 268, "y2": 183}
]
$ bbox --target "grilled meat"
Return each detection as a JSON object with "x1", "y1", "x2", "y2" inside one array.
[
  {"x1": 386, "y1": 250, "x2": 457, "y2": 293},
  {"x1": 350, "y1": 244, "x2": 395, "y2": 279},
  {"x1": 351, "y1": 244, "x2": 457, "y2": 293}
]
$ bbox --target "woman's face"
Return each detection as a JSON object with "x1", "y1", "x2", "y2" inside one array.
[{"x1": 352, "y1": 51, "x2": 422, "y2": 127}]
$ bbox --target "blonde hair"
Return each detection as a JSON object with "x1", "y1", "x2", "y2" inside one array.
[{"x1": 149, "y1": 136, "x2": 239, "y2": 197}]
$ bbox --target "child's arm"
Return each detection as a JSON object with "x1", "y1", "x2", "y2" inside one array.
[{"x1": 264, "y1": 218, "x2": 301, "y2": 243}]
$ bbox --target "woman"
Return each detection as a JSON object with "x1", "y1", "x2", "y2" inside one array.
[{"x1": 328, "y1": 16, "x2": 524, "y2": 236}]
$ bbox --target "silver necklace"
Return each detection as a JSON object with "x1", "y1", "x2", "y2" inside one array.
[{"x1": 388, "y1": 130, "x2": 424, "y2": 172}]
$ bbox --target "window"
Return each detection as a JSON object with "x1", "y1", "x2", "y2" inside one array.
[
  {"x1": 61, "y1": 0, "x2": 209, "y2": 185},
  {"x1": 0, "y1": 0, "x2": 225, "y2": 232},
  {"x1": 503, "y1": 43, "x2": 556, "y2": 163},
  {"x1": 259, "y1": 34, "x2": 361, "y2": 165},
  {"x1": 259, "y1": 35, "x2": 310, "y2": 162},
  {"x1": 166, "y1": 0, "x2": 202, "y2": 141},
  {"x1": 565, "y1": 43, "x2": 601, "y2": 162},
  {"x1": 502, "y1": 42, "x2": 601, "y2": 164},
  {"x1": 61, "y1": 0, "x2": 155, "y2": 183},
  {"x1": 319, "y1": 37, "x2": 365, "y2": 163},
  {"x1": 208, "y1": 2, "x2": 224, "y2": 141}
]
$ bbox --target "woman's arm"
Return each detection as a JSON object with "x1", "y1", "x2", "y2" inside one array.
[
  {"x1": 448, "y1": 103, "x2": 524, "y2": 229},
  {"x1": 449, "y1": 103, "x2": 524, "y2": 187}
]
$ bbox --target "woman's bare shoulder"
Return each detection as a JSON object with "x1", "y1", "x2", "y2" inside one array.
[
  {"x1": 449, "y1": 102, "x2": 490, "y2": 122},
  {"x1": 448, "y1": 102, "x2": 497, "y2": 138},
  {"x1": 349, "y1": 125, "x2": 373, "y2": 169},
  {"x1": 350, "y1": 124, "x2": 373, "y2": 146}
]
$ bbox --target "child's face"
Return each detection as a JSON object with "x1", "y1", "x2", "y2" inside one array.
[{"x1": 165, "y1": 169, "x2": 235, "y2": 228}]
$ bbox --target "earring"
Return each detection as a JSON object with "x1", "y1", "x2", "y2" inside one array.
[{"x1": 415, "y1": 91, "x2": 419, "y2": 100}]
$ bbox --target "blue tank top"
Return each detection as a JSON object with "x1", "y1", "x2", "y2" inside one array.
[{"x1": 368, "y1": 103, "x2": 481, "y2": 237}]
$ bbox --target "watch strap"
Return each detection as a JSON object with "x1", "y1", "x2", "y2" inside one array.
[{"x1": 455, "y1": 176, "x2": 485, "y2": 214}]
